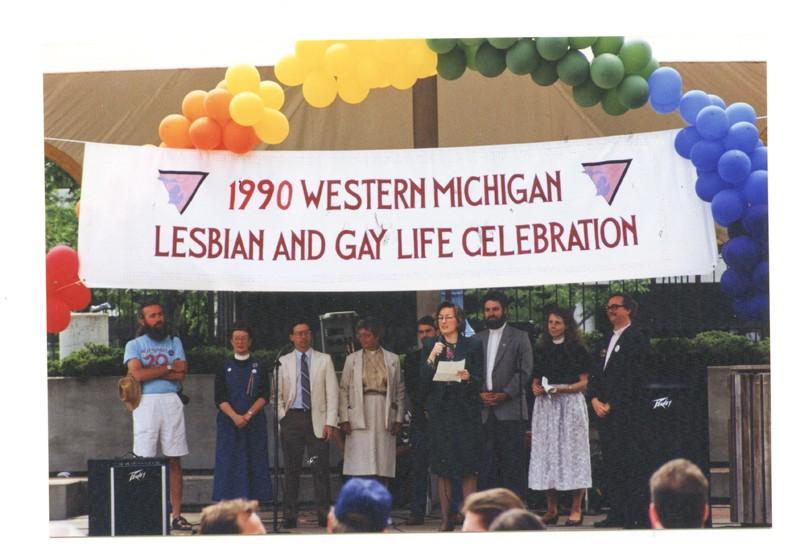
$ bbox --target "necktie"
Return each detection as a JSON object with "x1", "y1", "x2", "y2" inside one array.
[{"x1": 301, "y1": 353, "x2": 311, "y2": 410}]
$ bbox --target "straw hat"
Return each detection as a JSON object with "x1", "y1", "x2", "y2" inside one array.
[{"x1": 118, "y1": 375, "x2": 141, "y2": 411}]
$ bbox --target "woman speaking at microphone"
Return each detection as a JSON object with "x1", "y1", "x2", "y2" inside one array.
[{"x1": 419, "y1": 301, "x2": 484, "y2": 531}]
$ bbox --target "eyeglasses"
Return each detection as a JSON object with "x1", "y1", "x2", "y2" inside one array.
[
  {"x1": 293, "y1": 330, "x2": 312, "y2": 336},
  {"x1": 437, "y1": 316, "x2": 456, "y2": 322},
  {"x1": 606, "y1": 304, "x2": 625, "y2": 311}
]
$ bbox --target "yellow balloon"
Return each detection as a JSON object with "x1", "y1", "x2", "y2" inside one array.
[
  {"x1": 344, "y1": 39, "x2": 375, "y2": 59},
  {"x1": 337, "y1": 75, "x2": 370, "y2": 104},
  {"x1": 295, "y1": 40, "x2": 329, "y2": 71},
  {"x1": 302, "y1": 70, "x2": 338, "y2": 108},
  {"x1": 274, "y1": 54, "x2": 308, "y2": 87},
  {"x1": 323, "y1": 43, "x2": 356, "y2": 78},
  {"x1": 390, "y1": 65, "x2": 417, "y2": 90},
  {"x1": 229, "y1": 92, "x2": 265, "y2": 126},
  {"x1": 254, "y1": 108, "x2": 290, "y2": 144},
  {"x1": 356, "y1": 56, "x2": 385, "y2": 89},
  {"x1": 407, "y1": 40, "x2": 439, "y2": 78},
  {"x1": 374, "y1": 39, "x2": 406, "y2": 64},
  {"x1": 225, "y1": 64, "x2": 261, "y2": 95},
  {"x1": 259, "y1": 80, "x2": 285, "y2": 110},
  {"x1": 217, "y1": 80, "x2": 227, "y2": 89}
]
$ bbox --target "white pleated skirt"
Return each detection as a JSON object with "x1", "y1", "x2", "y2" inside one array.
[{"x1": 343, "y1": 393, "x2": 396, "y2": 478}]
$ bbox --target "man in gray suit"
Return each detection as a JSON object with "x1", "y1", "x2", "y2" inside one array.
[{"x1": 474, "y1": 291, "x2": 533, "y2": 498}]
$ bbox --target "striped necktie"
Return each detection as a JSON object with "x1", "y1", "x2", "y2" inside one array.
[{"x1": 301, "y1": 353, "x2": 311, "y2": 410}]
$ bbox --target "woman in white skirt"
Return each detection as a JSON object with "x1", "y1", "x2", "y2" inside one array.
[
  {"x1": 528, "y1": 307, "x2": 593, "y2": 526},
  {"x1": 338, "y1": 317, "x2": 404, "y2": 484}
]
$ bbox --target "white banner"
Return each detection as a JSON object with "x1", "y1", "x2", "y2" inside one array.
[{"x1": 79, "y1": 131, "x2": 717, "y2": 292}]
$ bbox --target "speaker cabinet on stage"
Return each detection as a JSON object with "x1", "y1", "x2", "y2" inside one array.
[{"x1": 88, "y1": 458, "x2": 170, "y2": 536}]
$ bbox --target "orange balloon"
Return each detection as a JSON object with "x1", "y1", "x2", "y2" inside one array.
[
  {"x1": 158, "y1": 114, "x2": 193, "y2": 148},
  {"x1": 181, "y1": 90, "x2": 207, "y2": 121},
  {"x1": 189, "y1": 117, "x2": 223, "y2": 150},
  {"x1": 205, "y1": 88, "x2": 233, "y2": 125},
  {"x1": 75, "y1": 201, "x2": 80, "y2": 219},
  {"x1": 223, "y1": 121, "x2": 258, "y2": 154}
]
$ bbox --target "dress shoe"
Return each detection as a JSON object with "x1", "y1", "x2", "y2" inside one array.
[
  {"x1": 593, "y1": 518, "x2": 622, "y2": 528},
  {"x1": 281, "y1": 518, "x2": 297, "y2": 529},
  {"x1": 565, "y1": 514, "x2": 584, "y2": 526},
  {"x1": 540, "y1": 513, "x2": 559, "y2": 525},
  {"x1": 439, "y1": 514, "x2": 455, "y2": 532},
  {"x1": 406, "y1": 513, "x2": 425, "y2": 526}
]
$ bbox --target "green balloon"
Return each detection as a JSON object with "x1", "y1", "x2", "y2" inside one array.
[
  {"x1": 458, "y1": 38, "x2": 485, "y2": 48},
  {"x1": 602, "y1": 88, "x2": 629, "y2": 116},
  {"x1": 569, "y1": 37, "x2": 597, "y2": 50},
  {"x1": 530, "y1": 60, "x2": 558, "y2": 86},
  {"x1": 636, "y1": 58, "x2": 659, "y2": 79},
  {"x1": 437, "y1": 48, "x2": 467, "y2": 80},
  {"x1": 464, "y1": 44, "x2": 480, "y2": 71},
  {"x1": 488, "y1": 38, "x2": 518, "y2": 50},
  {"x1": 592, "y1": 36, "x2": 624, "y2": 56},
  {"x1": 616, "y1": 75, "x2": 650, "y2": 109},
  {"x1": 535, "y1": 37, "x2": 570, "y2": 61},
  {"x1": 618, "y1": 39, "x2": 652, "y2": 73},
  {"x1": 556, "y1": 49, "x2": 590, "y2": 86},
  {"x1": 590, "y1": 53, "x2": 625, "y2": 89},
  {"x1": 475, "y1": 43, "x2": 507, "y2": 77},
  {"x1": 572, "y1": 80, "x2": 605, "y2": 107},
  {"x1": 426, "y1": 38, "x2": 458, "y2": 54},
  {"x1": 506, "y1": 39, "x2": 540, "y2": 75}
]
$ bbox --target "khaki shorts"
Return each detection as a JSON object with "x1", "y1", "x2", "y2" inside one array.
[{"x1": 132, "y1": 393, "x2": 189, "y2": 457}]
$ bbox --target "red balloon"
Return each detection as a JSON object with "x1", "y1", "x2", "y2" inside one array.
[
  {"x1": 47, "y1": 297, "x2": 71, "y2": 333},
  {"x1": 46, "y1": 245, "x2": 79, "y2": 287},
  {"x1": 58, "y1": 281, "x2": 91, "y2": 311}
]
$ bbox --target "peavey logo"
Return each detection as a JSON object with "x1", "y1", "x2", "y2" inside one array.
[
  {"x1": 652, "y1": 397, "x2": 673, "y2": 410},
  {"x1": 128, "y1": 469, "x2": 147, "y2": 482}
]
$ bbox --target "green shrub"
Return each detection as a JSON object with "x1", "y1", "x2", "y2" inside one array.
[
  {"x1": 53, "y1": 343, "x2": 125, "y2": 381},
  {"x1": 689, "y1": 330, "x2": 769, "y2": 365}
]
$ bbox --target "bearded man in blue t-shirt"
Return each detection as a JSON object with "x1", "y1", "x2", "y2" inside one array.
[{"x1": 123, "y1": 300, "x2": 192, "y2": 531}]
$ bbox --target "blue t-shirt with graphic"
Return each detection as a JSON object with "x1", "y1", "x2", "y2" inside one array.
[{"x1": 123, "y1": 335, "x2": 186, "y2": 394}]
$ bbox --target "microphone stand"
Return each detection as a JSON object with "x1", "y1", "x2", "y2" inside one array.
[{"x1": 270, "y1": 343, "x2": 294, "y2": 533}]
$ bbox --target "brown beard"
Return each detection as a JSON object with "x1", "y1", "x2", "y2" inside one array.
[{"x1": 138, "y1": 323, "x2": 169, "y2": 341}]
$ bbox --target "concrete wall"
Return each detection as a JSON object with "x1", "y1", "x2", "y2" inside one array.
[
  {"x1": 58, "y1": 313, "x2": 109, "y2": 359},
  {"x1": 48, "y1": 375, "x2": 342, "y2": 473}
]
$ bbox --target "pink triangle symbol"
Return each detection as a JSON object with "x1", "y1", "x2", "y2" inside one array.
[
  {"x1": 157, "y1": 170, "x2": 209, "y2": 214},
  {"x1": 581, "y1": 159, "x2": 632, "y2": 206}
]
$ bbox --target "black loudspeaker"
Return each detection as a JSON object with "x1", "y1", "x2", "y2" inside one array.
[{"x1": 88, "y1": 458, "x2": 170, "y2": 536}]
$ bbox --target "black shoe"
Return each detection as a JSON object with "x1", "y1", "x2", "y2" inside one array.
[
  {"x1": 565, "y1": 514, "x2": 584, "y2": 527},
  {"x1": 541, "y1": 513, "x2": 559, "y2": 525},
  {"x1": 439, "y1": 514, "x2": 455, "y2": 532},
  {"x1": 453, "y1": 512, "x2": 464, "y2": 526},
  {"x1": 593, "y1": 518, "x2": 622, "y2": 528},
  {"x1": 171, "y1": 515, "x2": 193, "y2": 532},
  {"x1": 281, "y1": 518, "x2": 297, "y2": 529},
  {"x1": 317, "y1": 513, "x2": 327, "y2": 528},
  {"x1": 406, "y1": 513, "x2": 425, "y2": 526}
]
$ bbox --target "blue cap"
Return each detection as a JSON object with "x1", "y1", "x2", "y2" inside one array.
[{"x1": 334, "y1": 478, "x2": 392, "y2": 532}]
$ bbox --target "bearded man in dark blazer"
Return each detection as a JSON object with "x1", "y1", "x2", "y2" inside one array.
[{"x1": 474, "y1": 290, "x2": 533, "y2": 499}]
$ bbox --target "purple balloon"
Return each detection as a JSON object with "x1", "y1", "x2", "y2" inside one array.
[
  {"x1": 743, "y1": 170, "x2": 768, "y2": 205},
  {"x1": 722, "y1": 235, "x2": 761, "y2": 271},
  {"x1": 711, "y1": 189, "x2": 746, "y2": 227},
  {"x1": 695, "y1": 171, "x2": 731, "y2": 202},
  {"x1": 720, "y1": 268, "x2": 752, "y2": 297},
  {"x1": 723, "y1": 122, "x2": 760, "y2": 153},
  {"x1": 742, "y1": 204, "x2": 769, "y2": 240},
  {"x1": 674, "y1": 126, "x2": 701, "y2": 159},
  {"x1": 690, "y1": 140, "x2": 725, "y2": 172},
  {"x1": 732, "y1": 297, "x2": 753, "y2": 320},
  {"x1": 752, "y1": 261, "x2": 769, "y2": 291},
  {"x1": 648, "y1": 67, "x2": 683, "y2": 106},
  {"x1": 748, "y1": 292, "x2": 769, "y2": 318},
  {"x1": 750, "y1": 146, "x2": 768, "y2": 171},
  {"x1": 718, "y1": 149, "x2": 752, "y2": 183},
  {"x1": 695, "y1": 105, "x2": 730, "y2": 140},
  {"x1": 679, "y1": 90, "x2": 711, "y2": 125},
  {"x1": 726, "y1": 102, "x2": 757, "y2": 125}
]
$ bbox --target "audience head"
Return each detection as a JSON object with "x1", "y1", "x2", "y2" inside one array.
[
  {"x1": 328, "y1": 478, "x2": 392, "y2": 533},
  {"x1": 199, "y1": 499, "x2": 265, "y2": 535},
  {"x1": 461, "y1": 488, "x2": 525, "y2": 532},
  {"x1": 649, "y1": 458, "x2": 709, "y2": 529},
  {"x1": 488, "y1": 508, "x2": 546, "y2": 531}
]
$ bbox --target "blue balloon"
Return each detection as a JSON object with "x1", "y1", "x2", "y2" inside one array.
[
  {"x1": 752, "y1": 261, "x2": 769, "y2": 291},
  {"x1": 743, "y1": 170, "x2": 768, "y2": 205},
  {"x1": 718, "y1": 149, "x2": 752, "y2": 183},
  {"x1": 742, "y1": 204, "x2": 769, "y2": 241},
  {"x1": 650, "y1": 98, "x2": 679, "y2": 114},
  {"x1": 695, "y1": 105, "x2": 729, "y2": 140},
  {"x1": 690, "y1": 139, "x2": 725, "y2": 172},
  {"x1": 695, "y1": 171, "x2": 731, "y2": 202},
  {"x1": 708, "y1": 94, "x2": 726, "y2": 109},
  {"x1": 750, "y1": 146, "x2": 768, "y2": 171},
  {"x1": 711, "y1": 189, "x2": 746, "y2": 226},
  {"x1": 726, "y1": 102, "x2": 757, "y2": 125},
  {"x1": 732, "y1": 297, "x2": 753, "y2": 320},
  {"x1": 748, "y1": 292, "x2": 769, "y2": 318},
  {"x1": 679, "y1": 90, "x2": 710, "y2": 125},
  {"x1": 723, "y1": 122, "x2": 759, "y2": 153},
  {"x1": 720, "y1": 268, "x2": 752, "y2": 297},
  {"x1": 648, "y1": 67, "x2": 682, "y2": 106},
  {"x1": 674, "y1": 126, "x2": 701, "y2": 159},
  {"x1": 722, "y1": 235, "x2": 761, "y2": 271}
]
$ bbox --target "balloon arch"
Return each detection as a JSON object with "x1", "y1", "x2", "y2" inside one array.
[{"x1": 46, "y1": 37, "x2": 768, "y2": 333}]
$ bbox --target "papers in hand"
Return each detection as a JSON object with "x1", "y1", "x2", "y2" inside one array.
[
  {"x1": 541, "y1": 376, "x2": 558, "y2": 395},
  {"x1": 433, "y1": 360, "x2": 465, "y2": 382}
]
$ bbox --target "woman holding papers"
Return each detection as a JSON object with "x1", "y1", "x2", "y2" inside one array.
[
  {"x1": 528, "y1": 307, "x2": 593, "y2": 526},
  {"x1": 420, "y1": 301, "x2": 484, "y2": 531}
]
